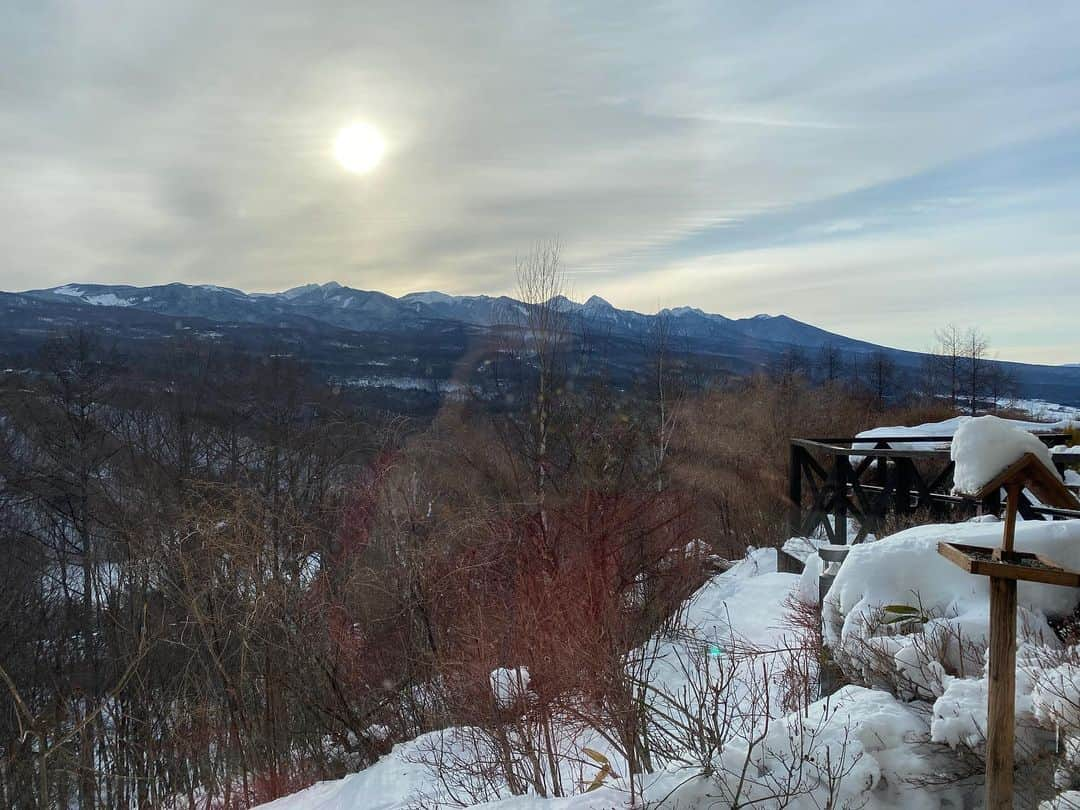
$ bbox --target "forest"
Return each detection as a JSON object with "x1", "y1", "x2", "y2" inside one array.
[{"x1": 0, "y1": 281, "x2": 979, "y2": 809}]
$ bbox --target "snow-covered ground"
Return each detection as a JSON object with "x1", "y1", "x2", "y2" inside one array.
[
  {"x1": 256, "y1": 514, "x2": 1080, "y2": 809},
  {"x1": 255, "y1": 549, "x2": 805, "y2": 809},
  {"x1": 260, "y1": 417, "x2": 1080, "y2": 810},
  {"x1": 1010, "y1": 399, "x2": 1080, "y2": 424}
]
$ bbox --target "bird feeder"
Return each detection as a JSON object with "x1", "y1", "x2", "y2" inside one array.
[{"x1": 937, "y1": 452, "x2": 1080, "y2": 809}]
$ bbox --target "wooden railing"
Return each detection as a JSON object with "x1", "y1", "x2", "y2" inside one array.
[{"x1": 788, "y1": 433, "x2": 1076, "y2": 547}]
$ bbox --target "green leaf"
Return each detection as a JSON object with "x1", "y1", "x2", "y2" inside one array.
[
  {"x1": 883, "y1": 604, "x2": 920, "y2": 615},
  {"x1": 883, "y1": 614, "x2": 926, "y2": 625},
  {"x1": 585, "y1": 766, "x2": 611, "y2": 792},
  {"x1": 582, "y1": 747, "x2": 609, "y2": 765}
]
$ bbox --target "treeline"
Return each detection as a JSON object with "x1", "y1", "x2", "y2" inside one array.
[
  {"x1": 768, "y1": 324, "x2": 1017, "y2": 412},
  {"x1": 0, "y1": 279, "x2": 959, "y2": 808},
  {"x1": 0, "y1": 332, "x2": 382, "y2": 808}
]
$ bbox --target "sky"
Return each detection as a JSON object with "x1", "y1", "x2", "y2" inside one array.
[{"x1": 2, "y1": 1, "x2": 1079, "y2": 364}]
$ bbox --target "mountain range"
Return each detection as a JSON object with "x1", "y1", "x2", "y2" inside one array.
[{"x1": 1, "y1": 281, "x2": 1077, "y2": 407}]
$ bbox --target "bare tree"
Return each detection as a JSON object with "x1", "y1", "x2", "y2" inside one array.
[
  {"x1": 817, "y1": 343, "x2": 844, "y2": 385},
  {"x1": 962, "y1": 326, "x2": 989, "y2": 415},
  {"x1": 512, "y1": 239, "x2": 571, "y2": 517},
  {"x1": 986, "y1": 360, "x2": 1017, "y2": 410},
  {"x1": 934, "y1": 324, "x2": 965, "y2": 409},
  {"x1": 868, "y1": 350, "x2": 896, "y2": 409},
  {"x1": 645, "y1": 311, "x2": 684, "y2": 492},
  {"x1": 771, "y1": 346, "x2": 808, "y2": 386}
]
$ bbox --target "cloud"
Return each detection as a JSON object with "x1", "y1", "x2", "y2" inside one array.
[{"x1": 1, "y1": 1, "x2": 1078, "y2": 361}]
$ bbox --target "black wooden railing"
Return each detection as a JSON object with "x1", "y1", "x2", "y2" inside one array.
[{"x1": 788, "y1": 433, "x2": 1076, "y2": 547}]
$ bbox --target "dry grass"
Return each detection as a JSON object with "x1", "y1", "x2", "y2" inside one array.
[{"x1": 669, "y1": 376, "x2": 957, "y2": 556}]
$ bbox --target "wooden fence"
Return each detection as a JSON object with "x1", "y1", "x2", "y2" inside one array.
[{"x1": 784, "y1": 432, "x2": 1077, "y2": 566}]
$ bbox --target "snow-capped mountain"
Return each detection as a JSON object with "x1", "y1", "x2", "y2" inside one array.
[
  {"x1": 7, "y1": 280, "x2": 1080, "y2": 405},
  {"x1": 21, "y1": 281, "x2": 878, "y2": 350}
]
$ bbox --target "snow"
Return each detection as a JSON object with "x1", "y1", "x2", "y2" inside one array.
[
  {"x1": 665, "y1": 306, "x2": 705, "y2": 317},
  {"x1": 641, "y1": 686, "x2": 957, "y2": 810},
  {"x1": 711, "y1": 685, "x2": 937, "y2": 810},
  {"x1": 781, "y1": 534, "x2": 828, "y2": 564},
  {"x1": 256, "y1": 548, "x2": 801, "y2": 810},
  {"x1": 256, "y1": 523, "x2": 1080, "y2": 810},
  {"x1": 930, "y1": 642, "x2": 1080, "y2": 765},
  {"x1": 1042, "y1": 792, "x2": 1080, "y2": 810},
  {"x1": 489, "y1": 667, "x2": 531, "y2": 709},
  {"x1": 253, "y1": 730, "x2": 452, "y2": 810},
  {"x1": 1011, "y1": 399, "x2": 1080, "y2": 424},
  {"x1": 336, "y1": 376, "x2": 475, "y2": 396},
  {"x1": 401, "y1": 291, "x2": 457, "y2": 305},
  {"x1": 198, "y1": 284, "x2": 246, "y2": 296},
  {"x1": 853, "y1": 413, "x2": 1074, "y2": 464},
  {"x1": 49, "y1": 285, "x2": 134, "y2": 307},
  {"x1": 951, "y1": 414, "x2": 1062, "y2": 495},
  {"x1": 823, "y1": 520, "x2": 1080, "y2": 698}
]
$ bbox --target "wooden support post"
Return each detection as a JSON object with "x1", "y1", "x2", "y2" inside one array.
[
  {"x1": 985, "y1": 481, "x2": 1020, "y2": 808},
  {"x1": 986, "y1": 574, "x2": 1017, "y2": 808},
  {"x1": 833, "y1": 456, "x2": 849, "y2": 545},
  {"x1": 894, "y1": 458, "x2": 913, "y2": 516},
  {"x1": 1002, "y1": 483, "x2": 1020, "y2": 556},
  {"x1": 789, "y1": 444, "x2": 803, "y2": 538},
  {"x1": 934, "y1": 453, "x2": 1080, "y2": 809}
]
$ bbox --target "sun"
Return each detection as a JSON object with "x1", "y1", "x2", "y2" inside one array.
[{"x1": 333, "y1": 122, "x2": 386, "y2": 174}]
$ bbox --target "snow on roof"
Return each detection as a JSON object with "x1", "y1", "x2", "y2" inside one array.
[{"x1": 950, "y1": 414, "x2": 1062, "y2": 495}]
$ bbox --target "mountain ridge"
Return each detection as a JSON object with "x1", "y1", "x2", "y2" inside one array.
[
  {"x1": 4, "y1": 280, "x2": 1079, "y2": 405},
  {"x1": 18, "y1": 281, "x2": 892, "y2": 355}
]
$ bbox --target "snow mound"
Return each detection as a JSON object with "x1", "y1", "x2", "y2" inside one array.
[
  {"x1": 823, "y1": 520, "x2": 1080, "y2": 696},
  {"x1": 931, "y1": 642, "x2": 1080, "y2": 768},
  {"x1": 489, "y1": 667, "x2": 531, "y2": 709},
  {"x1": 712, "y1": 685, "x2": 938, "y2": 809},
  {"x1": 1042, "y1": 792, "x2": 1080, "y2": 810},
  {"x1": 253, "y1": 730, "x2": 448, "y2": 810},
  {"x1": 951, "y1": 415, "x2": 1061, "y2": 495}
]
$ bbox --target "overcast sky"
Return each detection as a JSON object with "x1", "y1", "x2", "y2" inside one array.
[{"x1": 3, "y1": 2, "x2": 1079, "y2": 363}]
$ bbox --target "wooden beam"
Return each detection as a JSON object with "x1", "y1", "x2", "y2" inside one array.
[
  {"x1": 833, "y1": 456, "x2": 850, "y2": 545},
  {"x1": 966, "y1": 452, "x2": 1080, "y2": 510},
  {"x1": 936, "y1": 542, "x2": 1080, "y2": 587},
  {"x1": 790, "y1": 439, "x2": 953, "y2": 459},
  {"x1": 789, "y1": 443, "x2": 803, "y2": 538}
]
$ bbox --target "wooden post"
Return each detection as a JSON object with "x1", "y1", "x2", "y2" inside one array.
[
  {"x1": 1001, "y1": 483, "x2": 1020, "y2": 555},
  {"x1": 934, "y1": 454, "x2": 1080, "y2": 809},
  {"x1": 986, "y1": 574, "x2": 1017, "y2": 808},
  {"x1": 985, "y1": 483, "x2": 1021, "y2": 807},
  {"x1": 789, "y1": 444, "x2": 802, "y2": 538},
  {"x1": 833, "y1": 456, "x2": 849, "y2": 545},
  {"x1": 894, "y1": 457, "x2": 913, "y2": 516}
]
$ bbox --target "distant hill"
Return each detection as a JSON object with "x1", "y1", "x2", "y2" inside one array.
[{"x1": 3, "y1": 281, "x2": 1078, "y2": 407}]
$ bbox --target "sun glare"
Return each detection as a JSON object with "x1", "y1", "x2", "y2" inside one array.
[{"x1": 333, "y1": 122, "x2": 386, "y2": 174}]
